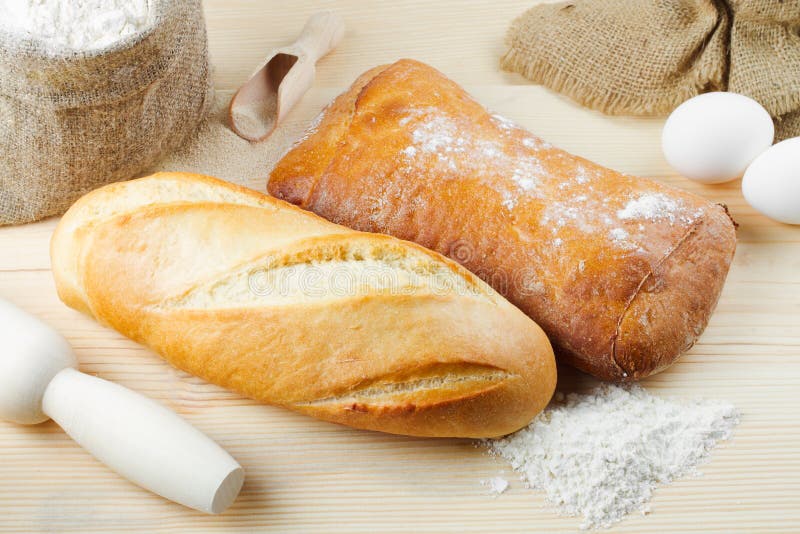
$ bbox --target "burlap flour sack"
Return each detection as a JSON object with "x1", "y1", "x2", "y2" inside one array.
[
  {"x1": 503, "y1": 0, "x2": 800, "y2": 140},
  {"x1": 0, "y1": 0, "x2": 212, "y2": 225}
]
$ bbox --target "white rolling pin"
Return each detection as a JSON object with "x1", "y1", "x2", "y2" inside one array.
[{"x1": 0, "y1": 298, "x2": 244, "y2": 514}]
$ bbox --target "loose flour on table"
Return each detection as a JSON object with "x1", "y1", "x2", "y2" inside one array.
[
  {"x1": 481, "y1": 476, "x2": 509, "y2": 497},
  {"x1": 153, "y1": 91, "x2": 314, "y2": 191},
  {"x1": 484, "y1": 384, "x2": 739, "y2": 530}
]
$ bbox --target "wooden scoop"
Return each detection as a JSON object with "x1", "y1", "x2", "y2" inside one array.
[{"x1": 229, "y1": 11, "x2": 345, "y2": 142}]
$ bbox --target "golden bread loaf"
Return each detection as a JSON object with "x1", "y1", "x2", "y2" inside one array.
[
  {"x1": 51, "y1": 172, "x2": 556, "y2": 438},
  {"x1": 269, "y1": 59, "x2": 737, "y2": 381}
]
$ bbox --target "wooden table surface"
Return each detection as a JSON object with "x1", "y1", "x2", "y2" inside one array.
[{"x1": 2, "y1": 1, "x2": 799, "y2": 532}]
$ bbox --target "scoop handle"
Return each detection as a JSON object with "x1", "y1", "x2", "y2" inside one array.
[
  {"x1": 42, "y1": 368, "x2": 244, "y2": 514},
  {"x1": 295, "y1": 11, "x2": 345, "y2": 63}
]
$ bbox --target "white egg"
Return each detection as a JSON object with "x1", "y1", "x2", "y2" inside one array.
[
  {"x1": 742, "y1": 137, "x2": 800, "y2": 225},
  {"x1": 662, "y1": 92, "x2": 774, "y2": 184}
]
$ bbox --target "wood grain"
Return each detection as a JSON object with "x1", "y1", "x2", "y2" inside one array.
[{"x1": 1, "y1": 1, "x2": 799, "y2": 532}]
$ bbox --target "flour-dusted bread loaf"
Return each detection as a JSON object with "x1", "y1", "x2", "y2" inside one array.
[
  {"x1": 50, "y1": 172, "x2": 556, "y2": 438},
  {"x1": 269, "y1": 59, "x2": 737, "y2": 381}
]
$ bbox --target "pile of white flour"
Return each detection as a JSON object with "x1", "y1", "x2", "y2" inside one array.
[
  {"x1": 0, "y1": 0, "x2": 152, "y2": 51},
  {"x1": 484, "y1": 384, "x2": 739, "y2": 530}
]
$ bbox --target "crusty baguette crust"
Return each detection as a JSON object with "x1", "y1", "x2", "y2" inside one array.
[
  {"x1": 269, "y1": 59, "x2": 737, "y2": 381},
  {"x1": 51, "y1": 172, "x2": 556, "y2": 438}
]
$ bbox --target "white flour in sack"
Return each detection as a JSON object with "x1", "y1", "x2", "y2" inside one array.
[{"x1": 0, "y1": 0, "x2": 151, "y2": 51}]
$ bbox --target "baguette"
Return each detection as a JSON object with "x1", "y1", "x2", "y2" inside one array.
[
  {"x1": 268, "y1": 59, "x2": 737, "y2": 381},
  {"x1": 50, "y1": 172, "x2": 556, "y2": 438}
]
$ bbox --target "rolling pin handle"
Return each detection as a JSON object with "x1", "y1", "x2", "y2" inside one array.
[{"x1": 42, "y1": 368, "x2": 244, "y2": 514}]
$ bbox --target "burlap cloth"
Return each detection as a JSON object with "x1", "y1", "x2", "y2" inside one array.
[
  {"x1": 503, "y1": 0, "x2": 800, "y2": 140},
  {"x1": 0, "y1": 0, "x2": 212, "y2": 225}
]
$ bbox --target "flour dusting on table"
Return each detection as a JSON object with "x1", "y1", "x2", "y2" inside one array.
[
  {"x1": 153, "y1": 92, "x2": 308, "y2": 190},
  {"x1": 483, "y1": 385, "x2": 738, "y2": 530},
  {"x1": 481, "y1": 476, "x2": 509, "y2": 496}
]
